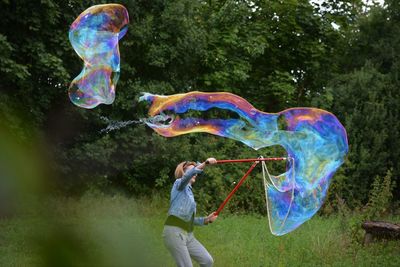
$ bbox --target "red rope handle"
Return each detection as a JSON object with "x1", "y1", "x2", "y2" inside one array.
[
  {"x1": 214, "y1": 161, "x2": 259, "y2": 215},
  {"x1": 214, "y1": 157, "x2": 286, "y2": 164}
]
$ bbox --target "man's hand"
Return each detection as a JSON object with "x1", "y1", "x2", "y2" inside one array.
[
  {"x1": 205, "y1": 212, "x2": 218, "y2": 224},
  {"x1": 206, "y1": 158, "x2": 217, "y2": 164}
]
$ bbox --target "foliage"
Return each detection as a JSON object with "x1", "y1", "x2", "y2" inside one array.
[
  {"x1": 337, "y1": 168, "x2": 397, "y2": 244},
  {"x1": 1, "y1": 195, "x2": 400, "y2": 266},
  {"x1": 366, "y1": 169, "x2": 396, "y2": 219},
  {"x1": 316, "y1": 63, "x2": 395, "y2": 205},
  {"x1": 314, "y1": 4, "x2": 400, "y2": 208},
  {"x1": 0, "y1": 0, "x2": 399, "y2": 214}
]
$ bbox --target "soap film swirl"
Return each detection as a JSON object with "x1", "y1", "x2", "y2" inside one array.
[
  {"x1": 139, "y1": 91, "x2": 348, "y2": 235},
  {"x1": 69, "y1": 4, "x2": 129, "y2": 108}
]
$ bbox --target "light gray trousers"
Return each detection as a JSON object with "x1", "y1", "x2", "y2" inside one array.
[{"x1": 163, "y1": 226, "x2": 214, "y2": 267}]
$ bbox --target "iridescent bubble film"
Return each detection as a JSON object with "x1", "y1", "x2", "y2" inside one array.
[
  {"x1": 139, "y1": 91, "x2": 348, "y2": 235},
  {"x1": 69, "y1": 4, "x2": 129, "y2": 108}
]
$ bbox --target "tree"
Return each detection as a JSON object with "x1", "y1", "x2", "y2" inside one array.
[{"x1": 314, "y1": 4, "x2": 400, "y2": 205}]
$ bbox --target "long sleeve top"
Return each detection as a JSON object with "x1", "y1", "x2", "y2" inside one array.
[{"x1": 167, "y1": 166, "x2": 206, "y2": 226}]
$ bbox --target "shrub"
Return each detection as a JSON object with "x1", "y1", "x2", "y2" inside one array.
[{"x1": 365, "y1": 168, "x2": 396, "y2": 219}]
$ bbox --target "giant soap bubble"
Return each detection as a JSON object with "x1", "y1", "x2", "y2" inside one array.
[
  {"x1": 69, "y1": 4, "x2": 129, "y2": 108},
  {"x1": 139, "y1": 91, "x2": 348, "y2": 235}
]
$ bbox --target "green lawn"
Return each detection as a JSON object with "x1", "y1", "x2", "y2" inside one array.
[{"x1": 0, "y1": 194, "x2": 399, "y2": 266}]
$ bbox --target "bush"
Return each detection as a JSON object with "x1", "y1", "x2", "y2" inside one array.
[{"x1": 365, "y1": 169, "x2": 396, "y2": 219}]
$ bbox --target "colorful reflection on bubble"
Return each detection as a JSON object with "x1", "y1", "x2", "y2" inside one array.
[
  {"x1": 139, "y1": 91, "x2": 348, "y2": 235},
  {"x1": 69, "y1": 4, "x2": 129, "y2": 109}
]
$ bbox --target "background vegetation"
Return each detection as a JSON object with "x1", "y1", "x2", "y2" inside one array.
[
  {"x1": 0, "y1": 0, "x2": 399, "y2": 265},
  {"x1": 1, "y1": 194, "x2": 399, "y2": 266}
]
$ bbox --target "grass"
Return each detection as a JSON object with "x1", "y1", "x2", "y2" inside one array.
[{"x1": 0, "y1": 194, "x2": 399, "y2": 267}]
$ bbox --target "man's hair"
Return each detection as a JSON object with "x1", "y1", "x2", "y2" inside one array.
[{"x1": 174, "y1": 161, "x2": 196, "y2": 179}]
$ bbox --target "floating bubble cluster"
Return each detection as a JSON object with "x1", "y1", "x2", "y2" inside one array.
[
  {"x1": 99, "y1": 116, "x2": 141, "y2": 133},
  {"x1": 69, "y1": 4, "x2": 129, "y2": 108},
  {"x1": 139, "y1": 91, "x2": 348, "y2": 235}
]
